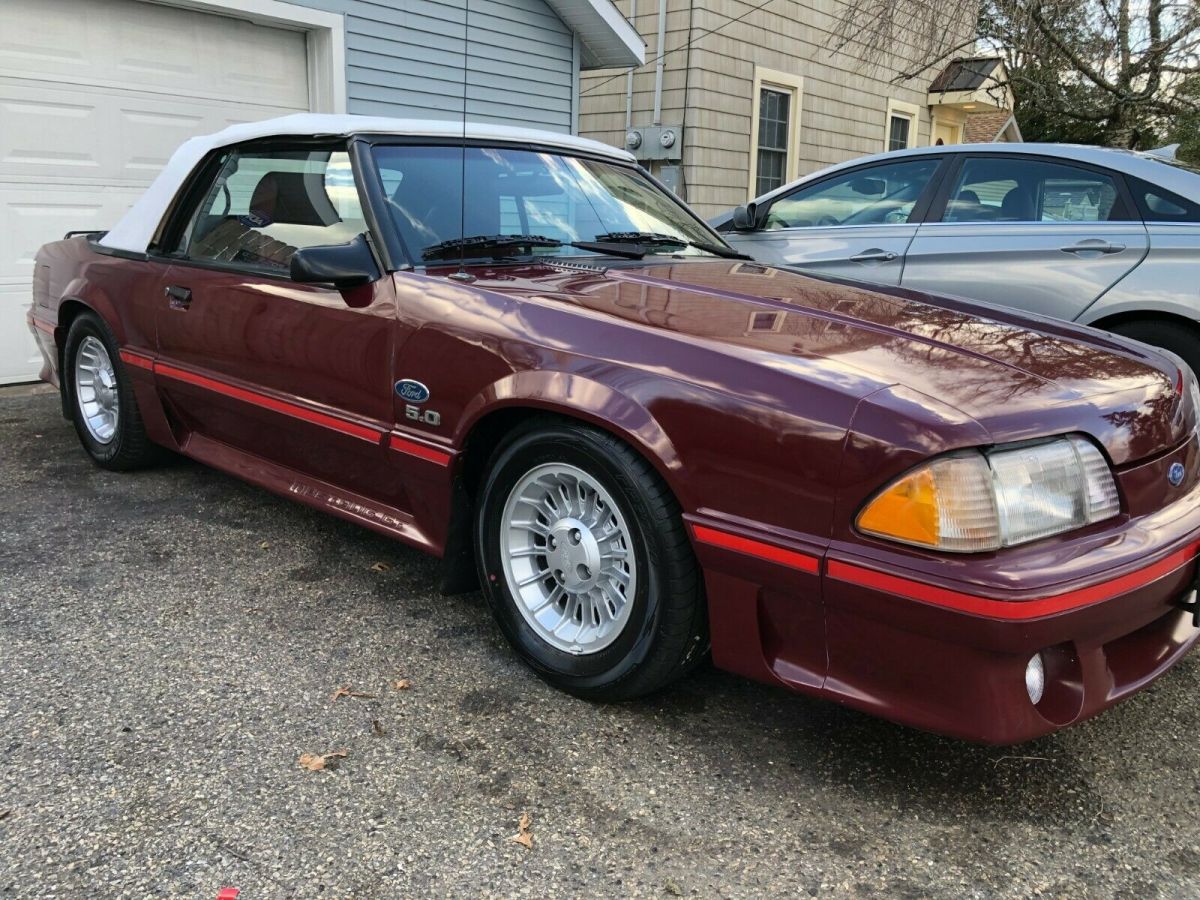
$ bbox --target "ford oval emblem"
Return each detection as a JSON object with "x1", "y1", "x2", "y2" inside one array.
[
  {"x1": 1169, "y1": 462, "x2": 1186, "y2": 487},
  {"x1": 395, "y1": 379, "x2": 430, "y2": 404}
]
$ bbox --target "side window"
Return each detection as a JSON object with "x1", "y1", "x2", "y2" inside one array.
[
  {"x1": 1128, "y1": 177, "x2": 1200, "y2": 222},
  {"x1": 763, "y1": 159, "x2": 940, "y2": 230},
  {"x1": 943, "y1": 157, "x2": 1127, "y2": 224},
  {"x1": 179, "y1": 147, "x2": 365, "y2": 272}
]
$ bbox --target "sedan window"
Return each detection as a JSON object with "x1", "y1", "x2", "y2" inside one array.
[
  {"x1": 760, "y1": 159, "x2": 940, "y2": 230},
  {"x1": 943, "y1": 157, "x2": 1127, "y2": 223},
  {"x1": 179, "y1": 149, "x2": 366, "y2": 271},
  {"x1": 1127, "y1": 177, "x2": 1200, "y2": 223}
]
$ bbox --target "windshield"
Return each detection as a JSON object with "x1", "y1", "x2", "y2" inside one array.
[{"x1": 371, "y1": 145, "x2": 720, "y2": 261}]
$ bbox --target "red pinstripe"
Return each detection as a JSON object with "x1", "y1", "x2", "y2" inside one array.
[
  {"x1": 154, "y1": 362, "x2": 382, "y2": 443},
  {"x1": 691, "y1": 524, "x2": 820, "y2": 574},
  {"x1": 388, "y1": 435, "x2": 452, "y2": 466},
  {"x1": 828, "y1": 540, "x2": 1200, "y2": 620}
]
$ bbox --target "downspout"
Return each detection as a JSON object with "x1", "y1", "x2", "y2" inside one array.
[
  {"x1": 625, "y1": 0, "x2": 637, "y2": 130},
  {"x1": 652, "y1": 0, "x2": 666, "y2": 125}
]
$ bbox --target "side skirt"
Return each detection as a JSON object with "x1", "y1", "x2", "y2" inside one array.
[{"x1": 183, "y1": 431, "x2": 438, "y2": 555}]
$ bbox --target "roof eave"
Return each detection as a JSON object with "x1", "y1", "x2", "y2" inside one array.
[{"x1": 544, "y1": 0, "x2": 645, "y2": 69}]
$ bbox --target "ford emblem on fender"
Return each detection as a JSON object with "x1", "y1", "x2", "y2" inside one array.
[
  {"x1": 1169, "y1": 462, "x2": 1186, "y2": 487},
  {"x1": 395, "y1": 379, "x2": 430, "y2": 404}
]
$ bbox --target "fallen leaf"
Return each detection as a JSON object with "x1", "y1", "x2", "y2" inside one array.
[
  {"x1": 664, "y1": 879, "x2": 683, "y2": 896},
  {"x1": 391, "y1": 679, "x2": 412, "y2": 691},
  {"x1": 258, "y1": 540, "x2": 270, "y2": 550},
  {"x1": 509, "y1": 811, "x2": 533, "y2": 849},
  {"x1": 370, "y1": 561, "x2": 392, "y2": 572},
  {"x1": 331, "y1": 685, "x2": 377, "y2": 702},
  {"x1": 297, "y1": 749, "x2": 348, "y2": 772},
  {"x1": 371, "y1": 719, "x2": 387, "y2": 737}
]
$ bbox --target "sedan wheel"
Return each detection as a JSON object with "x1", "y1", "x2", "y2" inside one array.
[{"x1": 476, "y1": 419, "x2": 708, "y2": 700}]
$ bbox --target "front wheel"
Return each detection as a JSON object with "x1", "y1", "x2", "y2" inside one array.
[{"x1": 475, "y1": 420, "x2": 707, "y2": 700}]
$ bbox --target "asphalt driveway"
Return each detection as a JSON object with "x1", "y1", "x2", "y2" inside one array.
[{"x1": 2, "y1": 388, "x2": 1200, "y2": 898}]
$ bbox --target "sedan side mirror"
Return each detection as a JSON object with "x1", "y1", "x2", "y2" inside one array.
[
  {"x1": 290, "y1": 234, "x2": 380, "y2": 289},
  {"x1": 731, "y1": 202, "x2": 760, "y2": 231}
]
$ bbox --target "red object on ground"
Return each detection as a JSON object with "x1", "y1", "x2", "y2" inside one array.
[{"x1": 216, "y1": 889, "x2": 240, "y2": 900}]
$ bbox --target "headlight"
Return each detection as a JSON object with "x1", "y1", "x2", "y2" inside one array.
[{"x1": 857, "y1": 436, "x2": 1119, "y2": 552}]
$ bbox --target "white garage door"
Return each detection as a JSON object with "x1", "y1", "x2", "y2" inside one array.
[{"x1": 1, "y1": 0, "x2": 313, "y2": 383}]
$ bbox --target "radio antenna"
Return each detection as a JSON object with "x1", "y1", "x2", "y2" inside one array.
[{"x1": 449, "y1": 0, "x2": 475, "y2": 283}]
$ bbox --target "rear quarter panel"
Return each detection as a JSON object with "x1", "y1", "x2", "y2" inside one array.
[{"x1": 1079, "y1": 223, "x2": 1200, "y2": 326}]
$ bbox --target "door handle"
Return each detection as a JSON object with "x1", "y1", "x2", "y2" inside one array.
[
  {"x1": 849, "y1": 249, "x2": 899, "y2": 263},
  {"x1": 1060, "y1": 241, "x2": 1126, "y2": 256},
  {"x1": 165, "y1": 285, "x2": 192, "y2": 309}
]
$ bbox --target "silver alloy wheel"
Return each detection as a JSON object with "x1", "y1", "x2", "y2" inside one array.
[
  {"x1": 74, "y1": 335, "x2": 119, "y2": 444},
  {"x1": 500, "y1": 462, "x2": 637, "y2": 655}
]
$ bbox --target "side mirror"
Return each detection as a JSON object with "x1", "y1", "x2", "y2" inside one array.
[
  {"x1": 731, "y1": 202, "x2": 760, "y2": 231},
  {"x1": 290, "y1": 234, "x2": 380, "y2": 289}
]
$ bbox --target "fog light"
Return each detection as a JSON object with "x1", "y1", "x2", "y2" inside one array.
[{"x1": 1025, "y1": 653, "x2": 1045, "y2": 705}]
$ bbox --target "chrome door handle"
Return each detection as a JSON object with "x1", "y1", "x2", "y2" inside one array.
[
  {"x1": 849, "y1": 249, "x2": 899, "y2": 263},
  {"x1": 1060, "y1": 241, "x2": 1126, "y2": 255},
  {"x1": 165, "y1": 285, "x2": 192, "y2": 309}
]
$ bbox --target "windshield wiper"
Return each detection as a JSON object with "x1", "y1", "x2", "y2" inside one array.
[
  {"x1": 592, "y1": 231, "x2": 751, "y2": 260},
  {"x1": 423, "y1": 233, "x2": 649, "y2": 262},
  {"x1": 422, "y1": 234, "x2": 562, "y2": 260},
  {"x1": 689, "y1": 240, "x2": 752, "y2": 260},
  {"x1": 594, "y1": 231, "x2": 686, "y2": 248}
]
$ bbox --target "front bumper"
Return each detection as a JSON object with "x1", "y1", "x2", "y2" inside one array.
[{"x1": 690, "y1": 438, "x2": 1200, "y2": 744}]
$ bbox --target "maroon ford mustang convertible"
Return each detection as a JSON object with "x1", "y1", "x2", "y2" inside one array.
[{"x1": 27, "y1": 115, "x2": 1200, "y2": 743}]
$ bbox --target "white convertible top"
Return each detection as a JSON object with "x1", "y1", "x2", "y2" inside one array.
[{"x1": 99, "y1": 113, "x2": 636, "y2": 253}]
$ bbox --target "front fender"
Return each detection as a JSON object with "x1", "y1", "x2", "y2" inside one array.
[{"x1": 455, "y1": 369, "x2": 687, "y2": 503}]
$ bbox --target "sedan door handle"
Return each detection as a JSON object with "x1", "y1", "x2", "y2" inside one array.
[
  {"x1": 849, "y1": 249, "x2": 899, "y2": 263},
  {"x1": 165, "y1": 285, "x2": 192, "y2": 309},
  {"x1": 1060, "y1": 240, "x2": 1126, "y2": 256}
]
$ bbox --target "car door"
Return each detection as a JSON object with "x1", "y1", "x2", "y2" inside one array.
[
  {"x1": 152, "y1": 142, "x2": 406, "y2": 507},
  {"x1": 901, "y1": 154, "x2": 1150, "y2": 322},
  {"x1": 723, "y1": 157, "x2": 946, "y2": 285}
]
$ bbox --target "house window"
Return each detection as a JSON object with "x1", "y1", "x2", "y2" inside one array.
[
  {"x1": 884, "y1": 99, "x2": 920, "y2": 152},
  {"x1": 756, "y1": 89, "x2": 791, "y2": 195},
  {"x1": 749, "y1": 67, "x2": 804, "y2": 200}
]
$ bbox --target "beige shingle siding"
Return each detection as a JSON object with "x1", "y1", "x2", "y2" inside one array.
[{"x1": 580, "y1": 0, "x2": 975, "y2": 217}]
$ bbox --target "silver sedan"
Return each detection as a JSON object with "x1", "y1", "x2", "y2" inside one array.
[{"x1": 713, "y1": 144, "x2": 1200, "y2": 373}]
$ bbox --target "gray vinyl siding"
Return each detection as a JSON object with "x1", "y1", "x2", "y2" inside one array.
[
  {"x1": 579, "y1": 0, "x2": 974, "y2": 217},
  {"x1": 285, "y1": 0, "x2": 576, "y2": 132}
]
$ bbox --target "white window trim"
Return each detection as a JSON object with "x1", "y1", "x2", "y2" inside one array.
[
  {"x1": 884, "y1": 98, "x2": 920, "y2": 152},
  {"x1": 748, "y1": 66, "x2": 804, "y2": 201},
  {"x1": 145, "y1": 0, "x2": 347, "y2": 114},
  {"x1": 929, "y1": 112, "x2": 963, "y2": 146}
]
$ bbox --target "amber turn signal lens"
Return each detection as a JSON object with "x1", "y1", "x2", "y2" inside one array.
[{"x1": 856, "y1": 467, "x2": 939, "y2": 547}]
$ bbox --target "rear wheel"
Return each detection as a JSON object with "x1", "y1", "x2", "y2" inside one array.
[
  {"x1": 475, "y1": 420, "x2": 707, "y2": 700},
  {"x1": 64, "y1": 312, "x2": 158, "y2": 470},
  {"x1": 1107, "y1": 319, "x2": 1200, "y2": 379}
]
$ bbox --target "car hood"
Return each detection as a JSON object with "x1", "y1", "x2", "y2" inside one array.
[{"x1": 465, "y1": 259, "x2": 1187, "y2": 465}]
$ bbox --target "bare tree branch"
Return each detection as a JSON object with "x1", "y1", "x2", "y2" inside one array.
[{"x1": 834, "y1": 0, "x2": 1200, "y2": 148}]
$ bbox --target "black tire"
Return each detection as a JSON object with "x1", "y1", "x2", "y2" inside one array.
[
  {"x1": 475, "y1": 419, "x2": 707, "y2": 700},
  {"x1": 63, "y1": 312, "x2": 158, "y2": 471},
  {"x1": 1108, "y1": 319, "x2": 1200, "y2": 380}
]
